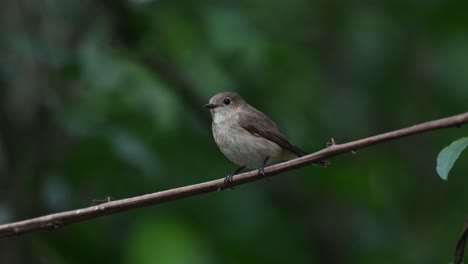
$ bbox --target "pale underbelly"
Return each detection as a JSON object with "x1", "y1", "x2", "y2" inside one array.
[{"x1": 214, "y1": 126, "x2": 284, "y2": 168}]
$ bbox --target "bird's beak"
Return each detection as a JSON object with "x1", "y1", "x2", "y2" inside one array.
[{"x1": 204, "y1": 103, "x2": 217, "y2": 109}]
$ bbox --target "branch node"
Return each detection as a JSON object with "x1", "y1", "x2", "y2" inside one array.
[
  {"x1": 326, "y1": 137, "x2": 337, "y2": 148},
  {"x1": 91, "y1": 196, "x2": 112, "y2": 205}
]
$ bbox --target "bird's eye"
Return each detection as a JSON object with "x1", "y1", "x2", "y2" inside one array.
[{"x1": 223, "y1": 98, "x2": 231, "y2": 105}]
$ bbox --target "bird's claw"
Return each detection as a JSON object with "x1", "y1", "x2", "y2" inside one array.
[
  {"x1": 258, "y1": 167, "x2": 265, "y2": 176},
  {"x1": 224, "y1": 173, "x2": 234, "y2": 184},
  {"x1": 219, "y1": 173, "x2": 236, "y2": 191}
]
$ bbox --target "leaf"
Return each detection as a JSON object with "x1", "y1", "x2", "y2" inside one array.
[{"x1": 436, "y1": 137, "x2": 468, "y2": 180}]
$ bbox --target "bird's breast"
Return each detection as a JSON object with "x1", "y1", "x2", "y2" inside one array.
[{"x1": 211, "y1": 117, "x2": 283, "y2": 168}]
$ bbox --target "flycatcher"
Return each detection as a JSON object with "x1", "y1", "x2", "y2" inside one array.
[{"x1": 204, "y1": 92, "x2": 308, "y2": 184}]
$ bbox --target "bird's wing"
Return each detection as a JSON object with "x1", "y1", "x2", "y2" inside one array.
[{"x1": 238, "y1": 107, "x2": 307, "y2": 157}]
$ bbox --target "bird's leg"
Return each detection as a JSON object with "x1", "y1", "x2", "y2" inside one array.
[
  {"x1": 223, "y1": 165, "x2": 246, "y2": 185},
  {"x1": 258, "y1": 156, "x2": 270, "y2": 177}
]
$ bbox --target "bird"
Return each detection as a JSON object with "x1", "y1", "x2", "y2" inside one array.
[{"x1": 204, "y1": 92, "x2": 308, "y2": 184}]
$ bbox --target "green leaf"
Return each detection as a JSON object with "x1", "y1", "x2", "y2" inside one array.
[{"x1": 436, "y1": 137, "x2": 468, "y2": 180}]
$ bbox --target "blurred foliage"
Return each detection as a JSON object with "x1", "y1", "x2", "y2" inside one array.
[{"x1": 0, "y1": 0, "x2": 467, "y2": 263}]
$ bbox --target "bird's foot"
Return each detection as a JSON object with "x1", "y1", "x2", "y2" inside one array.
[
  {"x1": 220, "y1": 165, "x2": 246, "y2": 190},
  {"x1": 258, "y1": 156, "x2": 270, "y2": 181},
  {"x1": 224, "y1": 172, "x2": 235, "y2": 185}
]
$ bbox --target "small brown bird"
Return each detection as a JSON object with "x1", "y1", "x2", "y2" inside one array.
[{"x1": 204, "y1": 92, "x2": 307, "y2": 183}]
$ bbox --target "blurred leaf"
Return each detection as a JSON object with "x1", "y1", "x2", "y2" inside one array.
[
  {"x1": 0, "y1": 202, "x2": 12, "y2": 224},
  {"x1": 109, "y1": 130, "x2": 160, "y2": 177},
  {"x1": 436, "y1": 137, "x2": 468, "y2": 180},
  {"x1": 438, "y1": 36, "x2": 468, "y2": 100},
  {"x1": 125, "y1": 217, "x2": 212, "y2": 264},
  {"x1": 40, "y1": 173, "x2": 73, "y2": 211}
]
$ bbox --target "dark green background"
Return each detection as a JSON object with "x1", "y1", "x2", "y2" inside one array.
[{"x1": 1, "y1": 1, "x2": 467, "y2": 263}]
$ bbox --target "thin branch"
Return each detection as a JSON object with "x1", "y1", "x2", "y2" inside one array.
[
  {"x1": 454, "y1": 218, "x2": 468, "y2": 264},
  {"x1": 0, "y1": 112, "x2": 467, "y2": 238}
]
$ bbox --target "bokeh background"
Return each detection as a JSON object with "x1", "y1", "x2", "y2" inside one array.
[{"x1": 1, "y1": 0, "x2": 468, "y2": 263}]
